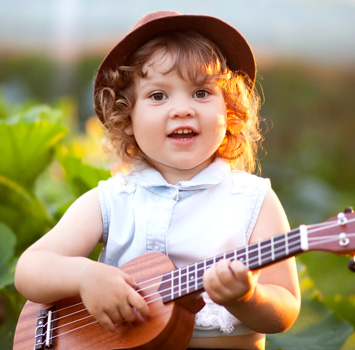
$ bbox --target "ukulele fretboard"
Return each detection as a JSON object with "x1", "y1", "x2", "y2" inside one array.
[{"x1": 158, "y1": 229, "x2": 303, "y2": 303}]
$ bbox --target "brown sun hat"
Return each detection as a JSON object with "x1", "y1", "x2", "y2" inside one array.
[{"x1": 94, "y1": 10, "x2": 256, "y2": 123}]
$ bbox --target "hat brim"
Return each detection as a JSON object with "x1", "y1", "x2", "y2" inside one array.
[{"x1": 94, "y1": 14, "x2": 255, "y2": 122}]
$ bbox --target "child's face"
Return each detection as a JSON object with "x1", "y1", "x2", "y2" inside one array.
[{"x1": 130, "y1": 52, "x2": 227, "y2": 183}]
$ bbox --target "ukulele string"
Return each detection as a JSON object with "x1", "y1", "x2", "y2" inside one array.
[
  {"x1": 135, "y1": 216, "x2": 355, "y2": 294},
  {"x1": 138, "y1": 232, "x2": 355, "y2": 306},
  {"x1": 48, "y1": 226, "x2": 355, "y2": 337},
  {"x1": 45, "y1": 229, "x2": 355, "y2": 342},
  {"x1": 136, "y1": 219, "x2": 340, "y2": 295},
  {"x1": 308, "y1": 233, "x2": 355, "y2": 245},
  {"x1": 47, "y1": 218, "x2": 340, "y2": 321},
  {"x1": 52, "y1": 216, "x2": 354, "y2": 320},
  {"x1": 50, "y1": 314, "x2": 93, "y2": 333},
  {"x1": 37, "y1": 319, "x2": 98, "y2": 347},
  {"x1": 310, "y1": 217, "x2": 355, "y2": 230},
  {"x1": 43, "y1": 217, "x2": 355, "y2": 340},
  {"x1": 46, "y1": 305, "x2": 92, "y2": 325},
  {"x1": 45, "y1": 235, "x2": 304, "y2": 329}
]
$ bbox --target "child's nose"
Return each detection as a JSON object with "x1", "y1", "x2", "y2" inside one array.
[{"x1": 169, "y1": 103, "x2": 195, "y2": 119}]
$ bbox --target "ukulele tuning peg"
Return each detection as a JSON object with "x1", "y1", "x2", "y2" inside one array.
[
  {"x1": 348, "y1": 256, "x2": 355, "y2": 273},
  {"x1": 344, "y1": 207, "x2": 354, "y2": 214}
]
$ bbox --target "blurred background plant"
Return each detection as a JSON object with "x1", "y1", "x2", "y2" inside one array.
[{"x1": 1, "y1": 0, "x2": 354, "y2": 349}]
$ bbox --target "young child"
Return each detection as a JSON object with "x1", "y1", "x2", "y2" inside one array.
[{"x1": 15, "y1": 11, "x2": 300, "y2": 350}]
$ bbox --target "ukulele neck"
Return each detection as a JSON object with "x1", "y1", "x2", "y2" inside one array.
[{"x1": 158, "y1": 228, "x2": 304, "y2": 303}]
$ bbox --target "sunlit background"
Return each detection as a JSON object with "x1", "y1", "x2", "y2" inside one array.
[
  {"x1": 1, "y1": 1, "x2": 355, "y2": 349},
  {"x1": 3, "y1": 0, "x2": 352, "y2": 217},
  {"x1": 1, "y1": 0, "x2": 355, "y2": 121}
]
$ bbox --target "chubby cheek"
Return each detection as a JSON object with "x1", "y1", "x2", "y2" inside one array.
[
  {"x1": 214, "y1": 113, "x2": 228, "y2": 144},
  {"x1": 131, "y1": 118, "x2": 163, "y2": 154}
]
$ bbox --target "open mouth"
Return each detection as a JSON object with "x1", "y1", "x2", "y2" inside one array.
[{"x1": 168, "y1": 128, "x2": 198, "y2": 141}]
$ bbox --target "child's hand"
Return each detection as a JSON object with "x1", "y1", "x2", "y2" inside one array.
[
  {"x1": 79, "y1": 262, "x2": 149, "y2": 331},
  {"x1": 203, "y1": 259, "x2": 261, "y2": 306}
]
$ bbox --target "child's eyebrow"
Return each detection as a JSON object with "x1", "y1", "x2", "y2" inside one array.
[{"x1": 138, "y1": 79, "x2": 171, "y2": 91}]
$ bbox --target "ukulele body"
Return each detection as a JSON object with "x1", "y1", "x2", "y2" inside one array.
[{"x1": 13, "y1": 253, "x2": 205, "y2": 350}]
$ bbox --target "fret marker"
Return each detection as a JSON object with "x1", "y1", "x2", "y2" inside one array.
[{"x1": 299, "y1": 225, "x2": 309, "y2": 251}]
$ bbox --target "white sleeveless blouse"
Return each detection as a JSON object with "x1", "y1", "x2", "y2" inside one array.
[{"x1": 98, "y1": 159, "x2": 270, "y2": 337}]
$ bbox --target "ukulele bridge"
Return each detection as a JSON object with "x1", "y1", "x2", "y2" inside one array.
[{"x1": 35, "y1": 305, "x2": 57, "y2": 350}]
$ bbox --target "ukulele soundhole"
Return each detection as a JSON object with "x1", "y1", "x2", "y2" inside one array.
[{"x1": 35, "y1": 305, "x2": 57, "y2": 350}]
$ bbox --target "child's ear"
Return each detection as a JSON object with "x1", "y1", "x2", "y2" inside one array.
[{"x1": 124, "y1": 124, "x2": 134, "y2": 136}]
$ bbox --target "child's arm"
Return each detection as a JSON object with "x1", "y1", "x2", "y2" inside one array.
[
  {"x1": 203, "y1": 187, "x2": 301, "y2": 333},
  {"x1": 14, "y1": 188, "x2": 149, "y2": 331}
]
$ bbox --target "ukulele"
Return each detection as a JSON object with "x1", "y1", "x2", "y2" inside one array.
[{"x1": 13, "y1": 210, "x2": 355, "y2": 350}]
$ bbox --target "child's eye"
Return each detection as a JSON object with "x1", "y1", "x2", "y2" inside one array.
[
  {"x1": 149, "y1": 92, "x2": 167, "y2": 101},
  {"x1": 193, "y1": 89, "x2": 209, "y2": 99}
]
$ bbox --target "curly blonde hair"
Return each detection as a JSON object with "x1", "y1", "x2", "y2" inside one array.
[{"x1": 95, "y1": 31, "x2": 263, "y2": 173}]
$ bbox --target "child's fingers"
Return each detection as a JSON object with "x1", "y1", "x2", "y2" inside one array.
[
  {"x1": 123, "y1": 272, "x2": 138, "y2": 288},
  {"x1": 204, "y1": 259, "x2": 260, "y2": 304},
  {"x1": 229, "y1": 260, "x2": 261, "y2": 286},
  {"x1": 91, "y1": 290, "x2": 148, "y2": 329},
  {"x1": 123, "y1": 272, "x2": 150, "y2": 316},
  {"x1": 93, "y1": 309, "x2": 119, "y2": 332},
  {"x1": 104, "y1": 307, "x2": 124, "y2": 326},
  {"x1": 228, "y1": 260, "x2": 258, "y2": 282},
  {"x1": 203, "y1": 260, "x2": 237, "y2": 300},
  {"x1": 212, "y1": 259, "x2": 247, "y2": 288},
  {"x1": 106, "y1": 283, "x2": 149, "y2": 323},
  {"x1": 115, "y1": 299, "x2": 138, "y2": 323},
  {"x1": 128, "y1": 291, "x2": 150, "y2": 318}
]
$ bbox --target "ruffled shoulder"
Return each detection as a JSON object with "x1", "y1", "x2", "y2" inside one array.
[
  {"x1": 99, "y1": 172, "x2": 137, "y2": 195},
  {"x1": 229, "y1": 171, "x2": 270, "y2": 196}
]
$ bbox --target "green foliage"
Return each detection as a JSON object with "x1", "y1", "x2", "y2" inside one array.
[
  {"x1": 258, "y1": 64, "x2": 355, "y2": 349},
  {"x1": 300, "y1": 252, "x2": 355, "y2": 330},
  {"x1": 0, "y1": 61, "x2": 354, "y2": 348},
  {"x1": 0, "y1": 225, "x2": 19, "y2": 350},
  {"x1": 267, "y1": 267, "x2": 353, "y2": 350},
  {"x1": 0, "y1": 106, "x2": 67, "y2": 251},
  {"x1": 0, "y1": 96, "x2": 110, "y2": 347},
  {"x1": 259, "y1": 65, "x2": 355, "y2": 224},
  {"x1": 58, "y1": 150, "x2": 111, "y2": 197},
  {"x1": 0, "y1": 224, "x2": 17, "y2": 290}
]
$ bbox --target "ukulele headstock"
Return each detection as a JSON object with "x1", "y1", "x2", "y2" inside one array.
[
  {"x1": 344, "y1": 207, "x2": 355, "y2": 272},
  {"x1": 305, "y1": 208, "x2": 355, "y2": 258},
  {"x1": 303, "y1": 207, "x2": 355, "y2": 272}
]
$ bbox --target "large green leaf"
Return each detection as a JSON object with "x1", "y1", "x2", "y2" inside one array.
[
  {"x1": 0, "y1": 120, "x2": 67, "y2": 189},
  {"x1": 0, "y1": 314, "x2": 16, "y2": 350},
  {"x1": 5, "y1": 104, "x2": 65, "y2": 125},
  {"x1": 300, "y1": 252, "x2": 355, "y2": 328},
  {"x1": 0, "y1": 110, "x2": 67, "y2": 250},
  {"x1": 58, "y1": 151, "x2": 111, "y2": 197},
  {"x1": 300, "y1": 252, "x2": 354, "y2": 300},
  {"x1": 0, "y1": 181, "x2": 52, "y2": 252},
  {"x1": 267, "y1": 295, "x2": 353, "y2": 350},
  {"x1": 267, "y1": 266, "x2": 354, "y2": 350},
  {"x1": 0, "y1": 223, "x2": 17, "y2": 289},
  {"x1": 0, "y1": 286, "x2": 26, "y2": 350}
]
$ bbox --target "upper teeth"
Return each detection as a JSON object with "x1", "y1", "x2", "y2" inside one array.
[{"x1": 174, "y1": 129, "x2": 193, "y2": 134}]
